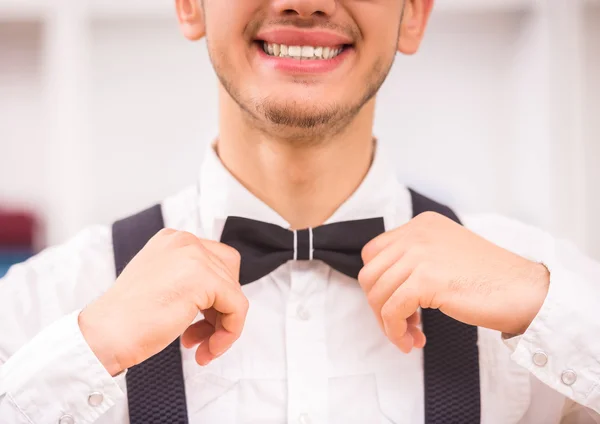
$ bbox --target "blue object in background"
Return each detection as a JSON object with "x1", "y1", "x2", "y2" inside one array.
[{"x1": 0, "y1": 250, "x2": 33, "y2": 278}]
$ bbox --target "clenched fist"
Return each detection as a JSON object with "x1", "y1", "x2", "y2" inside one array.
[
  {"x1": 358, "y1": 211, "x2": 550, "y2": 354},
  {"x1": 79, "y1": 229, "x2": 249, "y2": 376}
]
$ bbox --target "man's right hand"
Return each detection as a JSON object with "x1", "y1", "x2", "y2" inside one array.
[{"x1": 78, "y1": 229, "x2": 249, "y2": 376}]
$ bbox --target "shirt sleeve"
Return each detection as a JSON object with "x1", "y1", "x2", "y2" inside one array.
[
  {"x1": 0, "y1": 225, "x2": 123, "y2": 424},
  {"x1": 464, "y1": 213, "x2": 600, "y2": 415},
  {"x1": 509, "y1": 244, "x2": 600, "y2": 414},
  {"x1": 0, "y1": 310, "x2": 126, "y2": 424}
]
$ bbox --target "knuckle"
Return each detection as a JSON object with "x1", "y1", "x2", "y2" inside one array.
[
  {"x1": 357, "y1": 267, "x2": 375, "y2": 289},
  {"x1": 405, "y1": 244, "x2": 426, "y2": 263},
  {"x1": 150, "y1": 228, "x2": 176, "y2": 246},
  {"x1": 179, "y1": 257, "x2": 208, "y2": 286},
  {"x1": 180, "y1": 243, "x2": 203, "y2": 260},
  {"x1": 225, "y1": 244, "x2": 242, "y2": 261},
  {"x1": 240, "y1": 296, "x2": 250, "y2": 313},
  {"x1": 157, "y1": 228, "x2": 176, "y2": 238},
  {"x1": 381, "y1": 302, "x2": 397, "y2": 325},
  {"x1": 195, "y1": 288, "x2": 214, "y2": 310},
  {"x1": 401, "y1": 285, "x2": 419, "y2": 305},
  {"x1": 172, "y1": 230, "x2": 200, "y2": 248},
  {"x1": 222, "y1": 245, "x2": 242, "y2": 268},
  {"x1": 366, "y1": 289, "x2": 381, "y2": 310},
  {"x1": 361, "y1": 242, "x2": 377, "y2": 263},
  {"x1": 413, "y1": 262, "x2": 434, "y2": 286},
  {"x1": 415, "y1": 210, "x2": 440, "y2": 223}
]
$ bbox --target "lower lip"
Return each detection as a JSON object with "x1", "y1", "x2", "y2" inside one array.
[{"x1": 255, "y1": 43, "x2": 353, "y2": 74}]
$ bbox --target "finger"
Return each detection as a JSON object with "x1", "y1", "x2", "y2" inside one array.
[
  {"x1": 181, "y1": 319, "x2": 214, "y2": 348},
  {"x1": 408, "y1": 325, "x2": 427, "y2": 349},
  {"x1": 364, "y1": 260, "x2": 414, "y2": 328},
  {"x1": 195, "y1": 338, "x2": 215, "y2": 366},
  {"x1": 202, "y1": 308, "x2": 218, "y2": 326},
  {"x1": 358, "y1": 239, "x2": 407, "y2": 292},
  {"x1": 208, "y1": 327, "x2": 238, "y2": 358},
  {"x1": 196, "y1": 244, "x2": 241, "y2": 290},
  {"x1": 204, "y1": 259, "x2": 242, "y2": 298},
  {"x1": 362, "y1": 223, "x2": 409, "y2": 263},
  {"x1": 201, "y1": 314, "x2": 243, "y2": 364},
  {"x1": 381, "y1": 279, "x2": 421, "y2": 351},
  {"x1": 201, "y1": 240, "x2": 241, "y2": 281},
  {"x1": 213, "y1": 286, "x2": 248, "y2": 334},
  {"x1": 407, "y1": 311, "x2": 421, "y2": 326},
  {"x1": 395, "y1": 330, "x2": 415, "y2": 354},
  {"x1": 193, "y1": 275, "x2": 248, "y2": 349}
]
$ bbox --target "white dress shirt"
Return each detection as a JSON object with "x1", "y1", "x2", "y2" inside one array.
[{"x1": 1, "y1": 144, "x2": 600, "y2": 424}]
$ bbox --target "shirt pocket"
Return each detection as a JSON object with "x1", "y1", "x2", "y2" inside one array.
[
  {"x1": 185, "y1": 372, "x2": 239, "y2": 423},
  {"x1": 329, "y1": 372, "x2": 424, "y2": 424},
  {"x1": 375, "y1": 371, "x2": 424, "y2": 424}
]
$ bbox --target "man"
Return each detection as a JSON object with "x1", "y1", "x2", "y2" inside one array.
[{"x1": 1, "y1": 0, "x2": 599, "y2": 423}]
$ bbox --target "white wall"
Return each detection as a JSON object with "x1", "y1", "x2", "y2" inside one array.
[
  {"x1": 0, "y1": 0, "x2": 598, "y2": 259},
  {"x1": 585, "y1": 4, "x2": 600, "y2": 260},
  {"x1": 85, "y1": 18, "x2": 216, "y2": 227},
  {"x1": 0, "y1": 21, "x2": 44, "y2": 210}
]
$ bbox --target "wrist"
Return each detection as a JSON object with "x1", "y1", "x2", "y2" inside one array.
[
  {"x1": 78, "y1": 308, "x2": 125, "y2": 377},
  {"x1": 512, "y1": 262, "x2": 551, "y2": 336}
]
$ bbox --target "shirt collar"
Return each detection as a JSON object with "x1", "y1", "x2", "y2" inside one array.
[{"x1": 197, "y1": 142, "x2": 409, "y2": 241}]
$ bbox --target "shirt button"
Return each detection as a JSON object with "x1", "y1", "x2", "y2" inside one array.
[
  {"x1": 532, "y1": 351, "x2": 548, "y2": 367},
  {"x1": 88, "y1": 392, "x2": 104, "y2": 407},
  {"x1": 58, "y1": 415, "x2": 75, "y2": 424},
  {"x1": 296, "y1": 305, "x2": 311, "y2": 321},
  {"x1": 561, "y1": 370, "x2": 577, "y2": 386},
  {"x1": 298, "y1": 413, "x2": 312, "y2": 424}
]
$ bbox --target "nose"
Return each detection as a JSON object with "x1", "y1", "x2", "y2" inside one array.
[{"x1": 271, "y1": 0, "x2": 337, "y2": 18}]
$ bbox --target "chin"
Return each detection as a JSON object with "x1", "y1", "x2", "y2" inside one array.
[{"x1": 258, "y1": 102, "x2": 339, "y2": 128}]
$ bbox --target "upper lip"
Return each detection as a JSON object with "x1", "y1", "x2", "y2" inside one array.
[{"x1": 256, "y1": 29, "x2": 353, "y2": 47}]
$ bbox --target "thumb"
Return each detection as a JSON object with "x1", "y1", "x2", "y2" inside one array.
[{"x1": 200, "y1": 240, "x2": 241, "y2": 281}]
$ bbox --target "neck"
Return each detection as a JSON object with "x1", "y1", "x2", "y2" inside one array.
[{"x1": 216, "y1": 86, "x2": 376, "y2": 230}]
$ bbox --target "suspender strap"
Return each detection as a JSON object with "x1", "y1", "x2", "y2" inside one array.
[
  {"x1": 409, "y1": 189, "x2": 481, "y2": 424},
  {"x1": 112, "y1": 205, "x2": 189, "y2": 424}
]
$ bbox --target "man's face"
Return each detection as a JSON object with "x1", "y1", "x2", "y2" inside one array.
[{"x1": 178, "y1": 0, "x2": 431, "y2": 138}]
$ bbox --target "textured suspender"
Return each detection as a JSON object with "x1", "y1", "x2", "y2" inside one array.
[
  {"x1": 112, "y1": 205, "x2": 190, "y2": 424},
  {"x1": 409, "y1": 189, "x2": 481, "y2": 424}
]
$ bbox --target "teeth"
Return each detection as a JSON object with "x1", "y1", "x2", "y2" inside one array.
[
  {"x1": 262, "y1": 42, "x2": 345, "y2": 60},
  {"x1": 301, "y1": 46, "x2": 314, "y2": 58},
  {"x1": 288, "y1": 45, "x2": 302, "y2": 57}
]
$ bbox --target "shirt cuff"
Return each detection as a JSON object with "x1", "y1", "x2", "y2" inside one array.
[
  {"x1": 0, "y1": 310, "x2": 125, "y2": 424},
  {"x1": 506, "y1": 264, "x2": 600, "y2": 413}
]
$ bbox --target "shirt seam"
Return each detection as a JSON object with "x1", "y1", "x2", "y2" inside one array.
[
  {"x1": 7, "y1": 392, "x2": 35, "y2": 424},
  {"x1": 584, "y1": 381, "x2": 599, "y2": 401}
]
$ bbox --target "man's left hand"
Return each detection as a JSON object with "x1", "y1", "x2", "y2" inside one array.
[{"x1": 358, "y1": 211, "x2": 550, "y2": 353}]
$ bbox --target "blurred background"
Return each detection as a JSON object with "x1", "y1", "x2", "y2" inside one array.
[{"x1": 0, "y1": 0, "x2": 598, "y2": 277}]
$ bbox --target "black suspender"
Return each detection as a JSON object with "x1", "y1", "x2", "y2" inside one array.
[
  {"x1": 113, "y1": 205, "x2": 190, "y2": 424},
  {"x1": 409, "y1": 189, "x2": 481, "y2": 424}
]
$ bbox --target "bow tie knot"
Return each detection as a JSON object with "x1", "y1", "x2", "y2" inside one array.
[
  {"x1": 293, "y1": 228, "x2": 314, "y2": 261},
  {"x1": 220, "y1": 216, "x2": 385, "y2": 285}
]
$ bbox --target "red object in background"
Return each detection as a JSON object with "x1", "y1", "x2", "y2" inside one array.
[{"x1": 0, "y1": 209, "x2": 37, "y2": 248}]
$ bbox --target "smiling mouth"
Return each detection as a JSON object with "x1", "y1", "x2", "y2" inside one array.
[{"x1": 259, "y1": 41, "x2": 350, "y2": 60}]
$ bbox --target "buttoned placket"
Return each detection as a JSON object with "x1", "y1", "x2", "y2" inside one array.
[{"x1": 285, "y1": 260, "x2": 330, "y2": 424}]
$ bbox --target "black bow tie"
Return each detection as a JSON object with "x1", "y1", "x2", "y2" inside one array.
[{"x1": 220, "y1": 216, "x2": 386, "y2": 285}]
